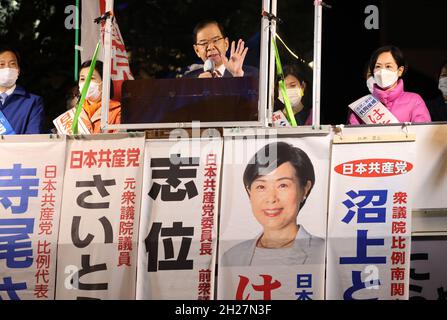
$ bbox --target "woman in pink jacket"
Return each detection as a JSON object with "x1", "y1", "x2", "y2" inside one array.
[{"x1": 348, "y1": 46, "x2": 431, "y2": 124}]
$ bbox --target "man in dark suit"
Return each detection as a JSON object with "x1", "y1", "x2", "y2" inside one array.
[
  {"x1": 184, "y1": 20, "x2": 258, "y2": 78},
  {"x1": 0, "y1": 46, "x2": 45, "y2": 134}
]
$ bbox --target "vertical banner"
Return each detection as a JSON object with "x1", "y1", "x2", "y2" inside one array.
[
  {"x1": 136, "y1": 138, "x2": 223, "y2": 299},
  {"x1": 410, "y1": 236, "x2": 447, "y2": 300},
  {"x1": 56, "y1": 134, "x2": 145, "y2": 300},
  {"x1": 218, "y1": 134, "x2": 331, "y2": 300},
  {"x1": 327, "y1": 138, "x2": 416, "y2": 300},
  {"x1": 104, "y1": 12, "x2": 135, "y2": 100},
  {"x1": 81, "y1": 0, "x2": 134, "y2": 100},
  {"x1": 0, "y1": 136, "x2": 66, "y2": 300}
]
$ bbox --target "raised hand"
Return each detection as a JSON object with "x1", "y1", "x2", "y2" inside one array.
[{"x1": 219, "y1": 39, "x2": 249, "y2": 77}]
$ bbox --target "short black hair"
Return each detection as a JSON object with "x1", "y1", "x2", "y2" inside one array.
[
  {"x1": 438, "y1": 60, "x2": 447, "y2": 79},
  {"x1": 81, "y1": 60, "x2": 104, "y2": 79},
  {"x1": 283, "y1": 64, "x2": 309, "y2": 85},
  {"x1": 0, "y1": 45, "x2": 21, "y2": 67},
  {"x1": 243, "y1": 142, "x2": 315, "y2": 208},
  {"x1": 79, "y1": 60, "x2": 114, "y2": 98},
  {"x1": 363, "y1": 61, "x2": 372, "y2": 80},
  {"x1": 193, "y1": 20, "x2": 226, "y2": 44},
  {"x1": 369, "y1": 45, "x2": 407, "y2": 77},
  {"x1": 276, "y1": 63, "x2": 313, "y2": 117}
]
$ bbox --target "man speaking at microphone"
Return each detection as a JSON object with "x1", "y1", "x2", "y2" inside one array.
[{"x1": 184, "y1": 20, "x2": 258, "y2": 78}]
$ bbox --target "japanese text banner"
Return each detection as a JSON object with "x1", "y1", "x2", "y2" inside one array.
[
  {"x1": 137, "y1": 138, "x2": 223, "y2": 299},
  {"x1": 326, "y1": 140, "x2": 415, "y2": 300},
  {"x1": 0, "y1": 136, "x2": 67, "y2": 300},
  {"x1": 218, "y1": 135, "x2": 331, "y2": 300},
  {"x1": 55, "y1": 135, "x2": 145, "y2": 300}
]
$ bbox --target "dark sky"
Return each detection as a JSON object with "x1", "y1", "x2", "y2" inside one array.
[{"x1": 321, "y1": 0, "x2": 447, "y2": 124}]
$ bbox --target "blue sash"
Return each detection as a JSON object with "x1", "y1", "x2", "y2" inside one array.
[{"x1": 0, "y1": 109, "x2": 16, "y2": 135}]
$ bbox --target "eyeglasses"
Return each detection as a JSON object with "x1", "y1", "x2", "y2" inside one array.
[{"x1": 195, "y1": 37, "x2": 224, "y2": 48}]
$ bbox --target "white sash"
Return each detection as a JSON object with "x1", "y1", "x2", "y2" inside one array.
[
  {"x1": 53, "y1": 108, "x2": 91, "y2": 134},
  {"x1": 349, "y1": 94, "x2": 399, "y2": 124},
  {"x1": 272, "y1": 110, "x2": 291, "y2": 127},
  {"x1": 0, "y1": 109, "x2": 16, "y2": 135}
]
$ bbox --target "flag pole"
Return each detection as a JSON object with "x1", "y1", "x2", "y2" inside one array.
[
  {"x1": 100, "y1": 0, "x2": 114, "y2": 133},
  {"x1": 74, "y1": 0, "x2": 80, "y2": 82},
  {"x1": 71, "y1": 41, "x2": 101, "y2": 134},
  {"x1": 312, "y1": 0, "x2": 323, "y2": 127}
]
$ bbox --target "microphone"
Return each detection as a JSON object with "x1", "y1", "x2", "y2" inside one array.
[{"x1": 204, "y1": 58, "x2": 216, "y2": 77}]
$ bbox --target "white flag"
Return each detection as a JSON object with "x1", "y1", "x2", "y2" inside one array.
[{"x1": 81, "y1": 0, "x2": 134, "y2": 100}]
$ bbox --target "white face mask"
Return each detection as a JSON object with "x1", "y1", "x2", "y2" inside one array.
[
  {"x1": 374, "y1": 69, "x2": 399, "y2": 89},
  {"x1": 366, "y1": 76, "x2": 376, "y2": 94},
  {"x1": 439, "y1": 77, "x2": 447, "y2": 97},
  {"x1": 79, "y1": 81, "x2": 102, "y2": 101},
  {"x1": 0, "y1": 68, "x2": 19, "y2": 88},
  {"x1": 278, "y1": 87, "x2": 304, "y2": 113}
]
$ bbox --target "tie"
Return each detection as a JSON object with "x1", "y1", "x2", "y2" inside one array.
[
  {"x1": 0, "y1": 92, "x2": 7, "y2": 107},
  {"x1": 213, "y1": 69, "x2": 222, "y2": 78}
]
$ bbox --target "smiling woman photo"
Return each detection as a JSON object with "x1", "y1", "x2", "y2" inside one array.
[{"x1": 221, "y1": 141, "x2": 325, "y2": 267}]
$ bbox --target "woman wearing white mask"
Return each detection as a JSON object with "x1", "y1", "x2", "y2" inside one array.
[
  {"x1": 58, "y1": 60, "x2": 121, "y2": 134},
  {"x1": 0, "y1": 47, "x2": 45, "y2": 134},
  {"x1": 348, "y1": 45, "x2": 431, "y2": 124},
  {"x1": 275, "y1": 64, "x2": 312, "y2": 125},
  {"x1": 426, "y1": 61, "x2": 447, "y2": 121},
  {"x1": 364, "y1": 63, "x2": 376, "y2": 94}
]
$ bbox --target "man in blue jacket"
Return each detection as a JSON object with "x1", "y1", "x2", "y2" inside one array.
[{"x1": 0, "y1": 47, "x2": 45, "y2": 134}]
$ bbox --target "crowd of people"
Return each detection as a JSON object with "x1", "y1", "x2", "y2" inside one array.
[{"x1": 0, "y1": 19, "x2": 446, "y2": 135}]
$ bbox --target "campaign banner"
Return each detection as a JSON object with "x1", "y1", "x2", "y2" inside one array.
[
  {"x1": 349, "y1": 94, "x2": 399, "y2": 125},
  {"x1": 410, "y1": 236, "x2": 447, "y2": 300},
  {"x1": 327, "y1": 140, "x2": 415, "y2": 299},
  {"x1": 218, "y1": 135, "x2": 331, "y2": 300},
  {"x1": 53, "y1": 109, "x2": 91, "y2": 135},
  {"x1": 136, "y1": 138, "x2": 223, "y2": 299},
  {"x1": 272, "y1": 111, "x2": 291, "y2": 127},
  {"x1": 0, "y1": 135, "x2": 66, "y2": 300},
  {"x1": 0, "y1": 110, "x2": 16, "y2": 135},
  {"x1": 56, "y1": 134, "x2": 145, "y2": 300}
]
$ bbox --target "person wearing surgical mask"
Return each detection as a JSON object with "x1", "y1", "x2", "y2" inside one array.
[
  {"x1": 426, "y1": 61, "x2": 447, "y2": 121},
  {"x1": 58, "y1": 60, "x2": 121, "y2": 134},
  {"x1": 366, "y1": 76, "x2": 376, "y2": 94},
  {"x1": 0, "y1": 46, "x2": 45, "y2": 134},
  {"x1": 348, "y1": 45, "x2": 431, "y2": 124},
  {"x1": 364, "y1": 65, "x2": 376, "y2": 94},
  {"x1": 275, "y1": 64, "x2": 312, "y2": 125}
]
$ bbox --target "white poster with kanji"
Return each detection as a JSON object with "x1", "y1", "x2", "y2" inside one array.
[
  {"x1": 326, "y1": 140, "x2": 415, "y2": 300},
  {"x1": 136, "y1": 138, "x2": 223, "y2": 299},
  {"x1": 55, "y1": 134, "x2": 145, "y2": 300},
  {"x1": 0, "y1": 135, "x2": 66, "y2": 300},
  {"x1": 217, "y1": 135, "x2": 331, "y2": 300}
]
